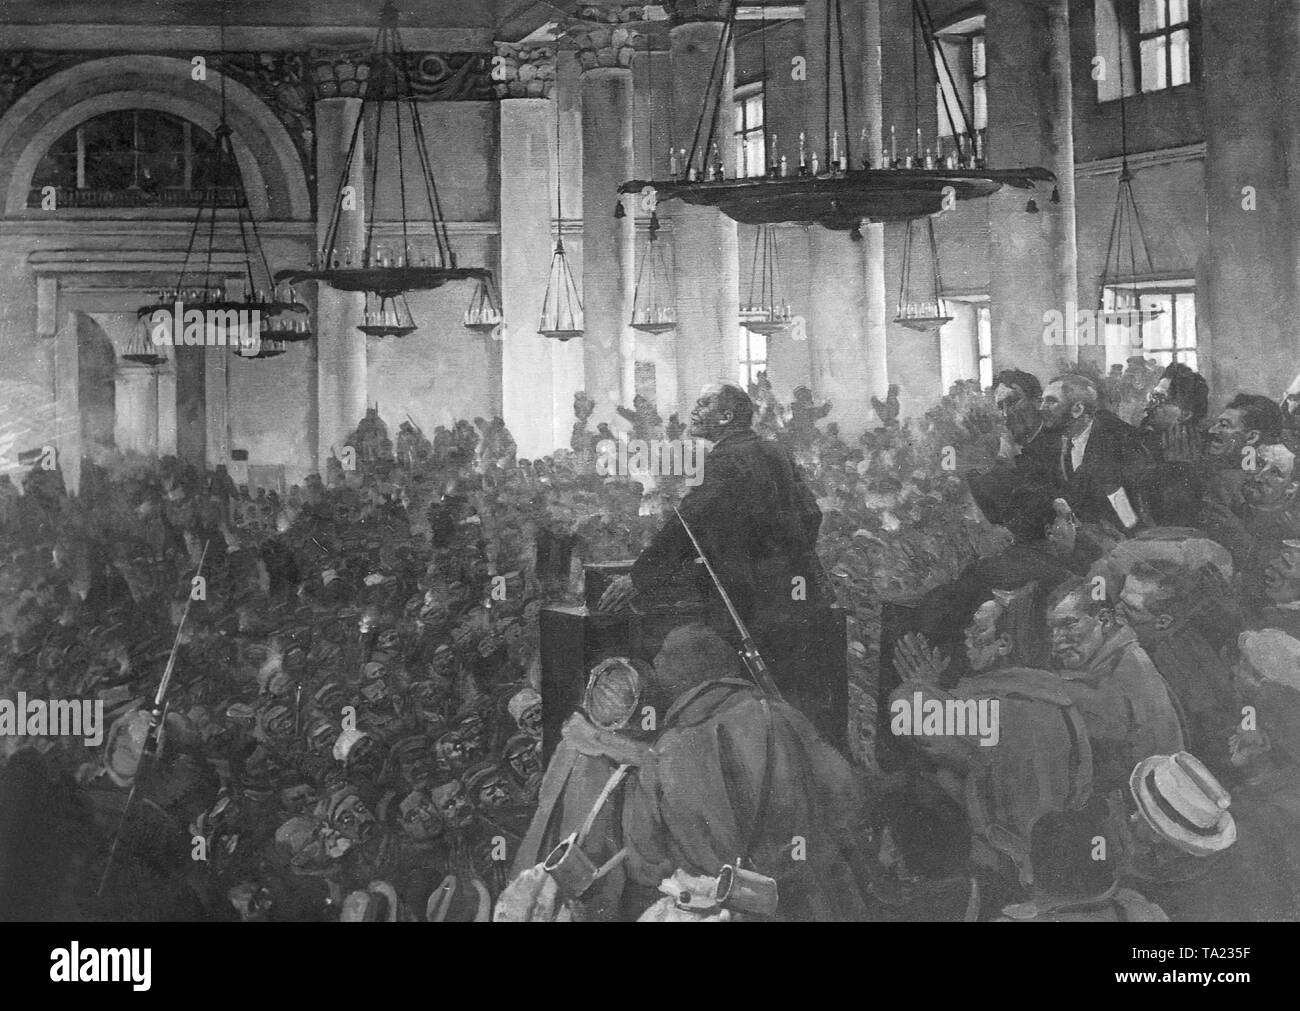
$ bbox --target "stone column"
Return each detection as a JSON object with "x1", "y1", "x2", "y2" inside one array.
[
  {"x1": 496, "y1": 43, "x2": 564, "y2": 459},
  {"x1": 1201, "y1": 0, "x2": 1295, "y2": 401},
  {"x1": 157, "y1": 368, "x2": 178, "y2": 456},
  {"x1": 985, "y1": 0, "x2": 1078, "y2": 385},
  {"x1": 571, "y1": 8, "x2": 641, "y2": 426},
  {"x1": 667, "y1": 0, "x2": 740, "y2": 412},
  {"x1": 311, "y1": 55, "x2": 369, "y2": 469},
  {"x1": 802, "y1": 0, "x2": 887, "y2": 434}
]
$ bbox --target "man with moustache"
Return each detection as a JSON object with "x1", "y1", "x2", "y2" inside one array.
[
  {"x1": 1138, "y1": 363, "x2": 1209, "y2": 464},
  {"x1": 1206, "y1": 393, "x2": 1285, "y2": 508},
  {"x1": 1254, "y1": 540, "x2": 1300, "y2": 640},
  {"x1": 1115, "y1": 560, "x2": 1236, "y2": 773},
  {"x1": 1046, "y1": 577, "x2": 1184, "y2": 789},
  {"x1": 597, "y1": 383, "x2": 830, "y2": 710},
  {"x1": 891, "y1": 587, "x2": 1094, "y2": 895},
  {"x1": 1026, "y1": 374, "x2": 1150, "y2": 530}
]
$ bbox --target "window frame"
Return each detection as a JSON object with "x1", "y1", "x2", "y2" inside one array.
[
  {"x1": 934, "y1": 13, "x2": 987, "y2": 141},
  {"x1": 733, "y1": 82, "x2": 767, "y2": 180},
  {"x1": 30, "y1": 109, "x2": 226, "y2": 209},
  {"x1": 1102, "y1": 279, "x2": 1198, "y2": 371},
  {"x1": 738, "y1": 325, "x2": 769, "y2": 390},
  {"x1": 1138, "y1": 0, "x2": 1193, "y2": 93}
]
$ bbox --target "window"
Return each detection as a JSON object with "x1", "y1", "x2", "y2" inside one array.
[
  {"x1": 634, "y1": 361, "x2": 658, "y2": 405},
  {"x1": 1139, "y1": 0, "x2": 1192, "y2": 92},
  {"x1": 30, "y1": 109, "x2": 227, "y2": 208},
  {"x1": 734, "y1": 85, "x2": 766, "y2": 179},
  {"x1": 976, "y1": 304, "x2": 993, "y2": 390},
  {"x1": 1095, "y1": 0, "x2": 1195, "y2": 101},
  {"x1": 935, "y1": 16, "x2": 987, "y2": 141},
  {"x1": 938, "y1": 298, "x2": 992, "y2": 391},
  {"x1": 738, "y1": 327, "x2": 768, "y2": 390},
  {"x1": 1103, "y1": 282, "x2": 1197, "y2": 371}
]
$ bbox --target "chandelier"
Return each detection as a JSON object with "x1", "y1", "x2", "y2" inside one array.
[
  {"x1": 276, "y1": 1, "x2": 492, "y2": 339},
  {"x1": 740, "y1": 225, "x2": 791, "y2": 336},
  {"x1": 132, "y1": 25, "x2": 311, "y2": 367},
  {"x1": 894, "y1": 216, "x2": 952, "y2": 331},
  {"x1": 463, "y1": 275, "x2": 504, "y2": 334},
  {"x1": 538, "y1": 95, "x2": 583, "y2": 341},
  {"x1": 631, "y1": 207, "x2": 676, "y2": 334},
  {"x1": 1099, "y1": 51, "x2": 1163, "y2": 328},
  {"x1": 619, "y1": 0, "x2": 1053, "y2": 231}
]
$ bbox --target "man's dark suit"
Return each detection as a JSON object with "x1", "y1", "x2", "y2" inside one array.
[
  {"x1": 629, "y1": 427, "x2": 835, "y2": 729},
  {"x1": 631, "y1": 427, "x2": 825, "y2": 624},
  {"x1": 1019, "y1": 410, "x2": 1150, "y2": 528}
]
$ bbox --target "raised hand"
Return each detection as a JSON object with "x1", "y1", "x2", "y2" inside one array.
[{"x1": 894, "y1": 632, "x2": 950, "y2": 684}]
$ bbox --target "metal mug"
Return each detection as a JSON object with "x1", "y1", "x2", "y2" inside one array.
[
  {"x1": 716, "y1": 864, "x2": 779, "y2": 917},
  {"x1": 543, "y1": 833, "x2": 600, "y2": 900}
]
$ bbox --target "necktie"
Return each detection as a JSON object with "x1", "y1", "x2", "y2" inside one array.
[{"x1": 1062, "y1": 436, "x2": 1075, "y2": 481}]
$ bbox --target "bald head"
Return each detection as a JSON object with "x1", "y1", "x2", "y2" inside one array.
[
  {"x1": 652, "y1": 624, "x2": 742, "y2": 701},
  {"x1": 689, "y1": 384, "x2": 754, "y2": 441}
]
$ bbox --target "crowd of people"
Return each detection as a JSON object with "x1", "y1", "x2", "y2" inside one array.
[{"x1": 1, "y1": 353, "x2": 1299, "y2": 921}]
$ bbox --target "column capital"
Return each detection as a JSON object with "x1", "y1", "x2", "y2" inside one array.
[
  {"x1": 493, "y1": 42, "x2": 557, "y2": 98},
  {"x1": 662, "y1": 0, "x2": 730, "y2": 25},
  {"x1": 565, "y1": 6, "x2": 645, "y2": 72},
  {"x1": 308, "y1": 47, "x2": 372, "y2": 99}
]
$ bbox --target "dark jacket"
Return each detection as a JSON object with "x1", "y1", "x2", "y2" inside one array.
[
  {"x1": 631, "y1": 427, "x2": 825, "y2": 626},
  {"x1": 1021, "y1": 410, "x2": 1151, "y2": 529}
]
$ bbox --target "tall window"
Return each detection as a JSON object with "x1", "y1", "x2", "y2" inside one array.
[
  {"x1": 1103, "y1": 282, "x2": 1197, "y2": 371},
  {"x1": 1139, "y1": 0, "x2": 1192, "y2": 92},
  {"x1": 30, "y1": 109, "x2": 226, "y2": 208},
  {"x1": 738, "y1": 328, "x2": 768, "y2": 389},
  {"x1": 935, "y1": 16, "x2": 987, "y2": 140},
  {"x1": 938, "y1": 298, "x2": 992, "y2": 391},
  {"x1": 734, "y1": 84, "x2": 766, "y2": 179},
  {"x1": 976, "y1": 304, "x2": 993, "y2": 390},
  {"x1": 1095, "y1": 0, "x2": 1195, "y2": 101}
]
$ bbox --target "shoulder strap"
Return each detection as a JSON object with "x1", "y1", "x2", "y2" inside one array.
[
  {"x1": 575, "y1": 763, "x2": 632, "y2": 848},
  {"x1": 741, "y1": 701, "x2": 778, "y2": 865}
]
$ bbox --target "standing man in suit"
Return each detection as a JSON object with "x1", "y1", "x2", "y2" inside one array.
[
  {"x1": 597, "y1": 383, "x2": 832, "y2": 720},
  {"x1": 1030, "y1": 373, "x2": 1151, "y2": 531}
]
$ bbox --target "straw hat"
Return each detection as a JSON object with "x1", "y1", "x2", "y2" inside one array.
[{"x1": 1130, "y1": 752, "x2": 1236, "y2": 856}]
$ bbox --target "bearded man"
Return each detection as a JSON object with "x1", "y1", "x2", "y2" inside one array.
[{"x1": 597, "y1": 383, "x2": 836, "y2": 732}]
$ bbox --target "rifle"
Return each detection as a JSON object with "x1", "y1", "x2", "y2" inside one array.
[
  {"x1": 672, "y1": 507, "x2": 783, "y2": 701},
  {"x1": 97, "y1": 540, "x2": 210, "y2": 898}
]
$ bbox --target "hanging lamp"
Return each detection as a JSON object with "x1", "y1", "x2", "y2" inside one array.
[
  {"x1": 740, "y1": 225, "x2": 792, "y2": 336},
  {"x1": 629, "y1": 36, "x2": 676, "y2": 335},
  {"x1": 121, "y1": 327, "x2": 169, "y2": 368},
  {"x1": 618, "y1": 0, "x2": 1054, "y2": 231},
  {"x1": 538, "y1": 92, "x2": 584, "y2": 341},
  {"x1": 630, "y1": 210, "x2": 675, "y2": 334},
  {"x1": 1098, "y1": 50, "x2": 1163, "y2": 328},
  {"x1": 236, "y1": 338, "x2": 290, "y2": 361},
  {"x1": 463, "y1": 275, "x2": 503, "y2": 333},
  {"x1": 894, "y1": 216, "x2": 952, "y2": 331},
  {"x1": 361, "y1": 291, "x2": 418, "y2": 338},
  {"x1": 133, "y1": 22, "x2": 310, "y2": 364},
  {"x1": 276, "y1": 2, "x2": 492, "y2": 332}
]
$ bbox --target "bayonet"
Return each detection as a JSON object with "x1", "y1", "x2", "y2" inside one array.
[{"x1": 673, "y1": 507, "x2": 782, "y2": 700}]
